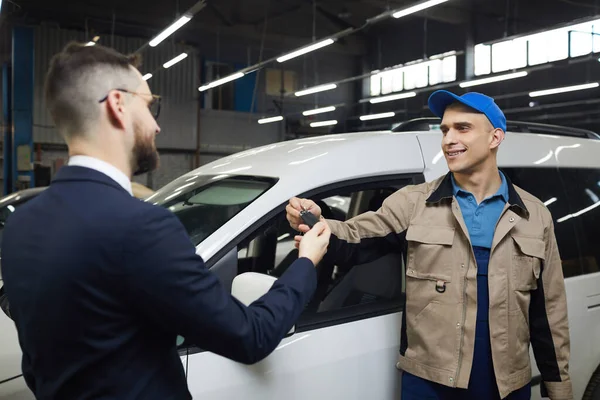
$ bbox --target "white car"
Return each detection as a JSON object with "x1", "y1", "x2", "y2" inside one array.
[{"x1": 2, "y1": 118, "x2": 600, "y2": 399}]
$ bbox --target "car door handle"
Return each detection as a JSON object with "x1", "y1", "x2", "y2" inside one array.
[{"x1": 587, "y1": 293, "x2": 600, "y2": 311}]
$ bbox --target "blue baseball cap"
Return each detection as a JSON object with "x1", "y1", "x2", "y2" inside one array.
[{"x1": 428, "y1": 90, "x2": 506, "y2": 132}]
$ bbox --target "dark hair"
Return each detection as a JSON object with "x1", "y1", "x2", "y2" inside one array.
[{"x1": 44, "y1": 41, "x2": 142, "y2": 138}]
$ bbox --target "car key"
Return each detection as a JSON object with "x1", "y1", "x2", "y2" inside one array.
[{"x1": 300, "y1": 210, "x2": 320, "y2": 229}]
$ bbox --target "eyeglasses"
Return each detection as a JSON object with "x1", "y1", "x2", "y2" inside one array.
[{"x1": 99, "y1": 88, "x2": 162, "y2": 120}]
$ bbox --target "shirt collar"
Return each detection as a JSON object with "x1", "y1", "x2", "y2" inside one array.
[
  {"x1": 450, "y1": 171, "x2": 509, "y2": 203},
  {"x1": 67, "y1": 156, "x2": 133, "y2": 196}
]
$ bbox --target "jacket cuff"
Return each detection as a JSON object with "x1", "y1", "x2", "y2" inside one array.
[{"x1": 542, "y1": 380, "x2": 573, "y2": 400}]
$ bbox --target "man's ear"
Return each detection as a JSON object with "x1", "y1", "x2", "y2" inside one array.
[
  {"x1": 490, "y1": 128, "x2": 505, "y2": 150},
  {"x1": 105, "y1": 90, "x2": 128, "y2": 130}
]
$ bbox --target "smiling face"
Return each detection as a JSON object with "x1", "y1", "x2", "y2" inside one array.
[{"x1": 440, "y1": 103, "x2": 505, "y2": 175}]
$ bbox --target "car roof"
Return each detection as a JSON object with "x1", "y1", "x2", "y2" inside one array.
[
  {"x1": 177, "y1": 126, "x2": 600, "y2": 185},
  {"x1": 180, "y1": 130, "x2": 424, "y2": 181},
  {"x1": 154, "y1": 124, "x2": 600, "y2": 261}
]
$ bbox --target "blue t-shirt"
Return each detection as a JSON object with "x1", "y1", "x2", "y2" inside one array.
[{"x1": 451, "y1": 171, "x2": 509, "y2": 249}]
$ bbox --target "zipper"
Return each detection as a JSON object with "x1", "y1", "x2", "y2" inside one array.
[{"x1": 454, "y1": 248, "x2": 474, "y2": 386}]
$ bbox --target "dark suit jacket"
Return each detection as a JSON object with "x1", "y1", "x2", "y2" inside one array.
[{"x1": 0, "y1": 166, "x2": 317, "y2": 399}]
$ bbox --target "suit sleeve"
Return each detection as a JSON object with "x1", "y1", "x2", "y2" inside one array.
[
  {"x1": 122, "y1": 206, "x2": 317, "y2": 365},
  {"x1": 530, "y1": 217, "x2": 573, "y2": 400},
  {"x1": 325, "y1": 188, "x2": 412, "y2": 268}
]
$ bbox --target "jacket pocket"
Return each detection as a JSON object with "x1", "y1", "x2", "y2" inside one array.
[
  {"x1": 405, "y1": 224, "x2": 455, "y2": 283},
  {"x1": 512, "y1": 235, "x2": 544, "y2": 291},
  {"x1": 405, "y1": 225, "x2": 456, "y2": 347}
]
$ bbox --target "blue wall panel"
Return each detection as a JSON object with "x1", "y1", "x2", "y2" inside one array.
[
  {"x1": 12, "y1": 26, "x2": 34, "y2": 190},
  {"x1": 3, "y1": 64, "x2": 12, "y2": 195}
]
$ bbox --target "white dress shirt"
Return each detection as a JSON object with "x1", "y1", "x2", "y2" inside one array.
[{"x1": 68, "y1": 155, "x2": 133, "y2": 196}]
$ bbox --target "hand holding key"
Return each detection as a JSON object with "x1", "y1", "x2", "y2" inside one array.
[
  {"x1": 286, "y1": 197, "x2": 322, "y2": 233},
  {"x1": 297, "y1": 221, "x2": 331, "y2": 266}
]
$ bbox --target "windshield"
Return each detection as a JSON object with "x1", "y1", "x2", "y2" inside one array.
[{"x1": 148, "y1": 175, "x2": 277, "y2": 246}]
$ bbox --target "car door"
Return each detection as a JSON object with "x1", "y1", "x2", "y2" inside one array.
[
  {"x1": 0, "y1": 205, "x2": 35, "y2": 399},
  {"x1": 183, "y1": 174, "x2": 423, "y2": 399},
  {"x1": 551, "y1": 166, "x2": 600, "y2": 399}
]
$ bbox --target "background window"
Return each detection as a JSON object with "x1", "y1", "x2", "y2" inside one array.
[
  {"x1": 428, "y1": 59, "x2": 442, "y2": 86},
  {"x1": 442, "y1": 55, "x2": 457, "y2": 83},
  {"x1": 392, "y1": 69, "x2": 404, "y2": 92},
  {"x1": 381, "y1": 72, "x2": 393, "y2": 95},
  {"x1": 474, "y1": 44, "x2": 491, "y2": 76},
  {"x1": 547, "y1": 28, "x2": 569, "y2": 62},
  {"x1": 370, "y1": 73, "x2": 382, "y2": 97}
]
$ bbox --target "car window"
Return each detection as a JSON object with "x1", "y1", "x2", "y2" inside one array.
[
  {"x1": 149, "y1": 175, "x2": 277, "y2": 246},
  {"x1": 554, "y1": 167, "x2": 600, "y2": 276},
  {"x1": 235, "y1": 176, "x2": 416, "y2": 329},
  {"x1": 502, "y1": 167, "x2": 583, "y2": 278}
]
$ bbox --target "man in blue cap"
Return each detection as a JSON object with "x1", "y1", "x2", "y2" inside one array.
[{"x1": 287, "y1": 90, "x2": 572, "y2": 399}]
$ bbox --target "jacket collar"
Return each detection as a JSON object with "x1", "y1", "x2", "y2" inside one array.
[
  {"x1": 51, "y1": 165, "x2": 130, "y2": 195},
  {"x1": 426, "y1": 170, "x2": 529, "y2": 218}
]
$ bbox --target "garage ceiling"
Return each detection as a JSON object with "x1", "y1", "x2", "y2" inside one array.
[
  {"x1": 2, "y1": 0, "x2": 600, "y2": 132},
  {"x1": 4, "y1": 0, "x2": 599, "y2": 50}
]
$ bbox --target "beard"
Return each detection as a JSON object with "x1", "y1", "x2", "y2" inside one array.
[{"x1": 131, "y1": 120, "x2": 160, "y2": 176}]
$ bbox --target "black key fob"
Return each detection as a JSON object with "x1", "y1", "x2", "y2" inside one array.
[{"x1": 300, "y1": 210, "x2": 320, "y2": 229}]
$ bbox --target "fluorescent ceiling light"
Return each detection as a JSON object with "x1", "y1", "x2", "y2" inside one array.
[
  {"x1": 303, "y1": 106, "x2": 336, "y2": 116},
  {"x1": 530, "y1": 82, "x2": 599, "y2": 97},
  {"x1": 360, "y1": 112, "x2": 396, "y2": 121},
  {"x1": 543, "y1": 197, "x2": 557, "y2": 206},
  {"x1": 277, "y1": 39, "x2": 335, "y2": 63},
  {"x1": 149, "y1": 15, "x2": 192, "y2": 47},
  {"x1": 142, "y1": 73, "x2": 153, "y2": 81},
  {"x1": 258, "y1": 116, "x2": 284, "y2": 124},
  {"x1": 295, "y1": 84, "x2": 337, "y2": 97},
  {"x1": 460, "y1": 71, "x2": 528, "y2": 88},
  {"x1": 310, "y1": 120, "x2": 337, "y2": 127},
  {"x1": 393, "y1": 0, "x2": 449, "y2": 19},
  {"x1": 163, "y1": 53, "x2": 188, "y2": 69},
  {"x1": 370, "y1": 91, "x2": 417, "y2": 104},
  {"x1": 85, "y1": 41, "x2": 96, "y2": 47},
  {"x1": 199, "y1": 72, "x2": 245, "y2": 92}
]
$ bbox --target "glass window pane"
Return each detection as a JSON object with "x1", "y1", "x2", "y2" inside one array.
[
  {"x1": 370, "y1": 74, "x2": 381, "y2": 97},
  {"x1": 404, "y1": 65, "x2": 417, "y2": 90},
  {"x1": 153, "y1": 176, "x2": 276, "y2": 246},
  {"x1": 381, "y1": 72, "x2": 393, "y2": 95},
  {"x1": 442, "y1": 56, "x2": 456, "y2": 82},
  {"x1": 527, "y1": 33, "x2": 549, "y2": 65},
  {"x1": 557, "y1": 168, "x2": 600, "y2": 276},
  {"x1": 569, "y1": 23, "x2": 593, "y2": 57},
  {"x1": 548, "y1": 28, "x2": 569, "y2": 62},
  {"x1": 474, "y1": 44, "x2": 491, "y2": 76},
  {"x1": 593, "y1": 24, "x2": 600, "y2": 53},
  {"x1": 492, "y1": 40, "x2": 515, "y2": 72},
  {"x1": 415, "y1": 64, "x2": 429, "y2": 88},
  {"x1": 502, "y1": 167, "x2": 583, "y2": 278},
  {"x1": 392, "y1": 69, "x2": 404, "y2": 92},
  {"x1": 428, "y1": 60, "x2": 442, "y2": 86},
  {"x1": 511, "y1": 38, "x2": 528, "y2": 69}
]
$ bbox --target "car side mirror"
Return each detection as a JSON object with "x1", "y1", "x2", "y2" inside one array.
[{"x1": 231, "y1": 272, "x2": 295, "y2": 336}]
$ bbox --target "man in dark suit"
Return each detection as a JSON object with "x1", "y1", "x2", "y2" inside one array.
[{"x1": 0, "y1": 42, "x2": 331, "y2": 399}]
